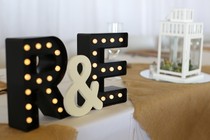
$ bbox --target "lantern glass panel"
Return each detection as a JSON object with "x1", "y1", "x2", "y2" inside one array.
[
  {"x1": 160, "y1": 36, "x2": 183, "y2": 73},
  {"x1": 189, "y1": 38, "x2": 201, "y2": 71}
]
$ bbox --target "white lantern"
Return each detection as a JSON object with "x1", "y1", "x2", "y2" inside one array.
[{"x1": 151, "y1": 9, "x2": 204, "y2": 83}]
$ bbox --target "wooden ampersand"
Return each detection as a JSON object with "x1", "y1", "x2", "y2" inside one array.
[{"x1": 64, "y1": 55, "x2": 103, "y2": 116}]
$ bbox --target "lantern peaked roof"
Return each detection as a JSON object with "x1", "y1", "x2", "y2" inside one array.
[{"x1": 166, "y1": 9, "x2": 194, "y2": 23}]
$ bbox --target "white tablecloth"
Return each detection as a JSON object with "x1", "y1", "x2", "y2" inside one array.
[{"x1": 0, "y1": 68, "x2": 149, "y2": 140}]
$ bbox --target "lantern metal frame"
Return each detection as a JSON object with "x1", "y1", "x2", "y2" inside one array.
[{"x1": 151, "y1": 9, "x2": 204, "y2": 83}]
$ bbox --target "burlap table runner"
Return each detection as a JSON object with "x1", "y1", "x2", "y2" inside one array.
[
  {"x1": 122, "y1": 64, "x2": 210, "y2": 140},
  {"x1": 0, "y1": 123, "x2": 77, "y2": 140},
  {"x1": 0, "y1": 81, "x2": 6, "y2": 95}
]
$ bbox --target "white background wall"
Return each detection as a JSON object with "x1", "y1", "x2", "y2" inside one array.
[{"x1": 0, "y1": 0, "x2": 210, "y2": 67}]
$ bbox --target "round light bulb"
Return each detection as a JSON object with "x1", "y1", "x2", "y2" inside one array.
[
  {"x1": 35, "y1": 43, "x2": 42, "y2": 50},
  {"x1": 58, "y1": 107, "x2": 63, "y2": 113},
  {"x1": 24, "y1": 44, "x2": 30, "y2": 51},
  {"x1": 24, "y1": 59, "x2": 31, "y2": 65},
  {"x1": 101, "y1": 68, "x2": 106, "y2": 73},
  {"x1": 118, "y1": 93, "x2": 123, "y2": 98},
  {"x1": 101, "y1": 38, "x2": 106, "y2": 43},
  {"x1": 101, "y1": 96, "x2": 106, "y2": 101},
  {"x1": 109, "y1": 67, "x2": 114, "y2": 72},
  {"x1": 52, "y1": 98, "x2": 58, "y2": 104},
  {"x1": 26, "y1": 117, "x2": 33, "y2": 124},
  {"x1": 110, "y1": 38, "x2": 115, "y2": 43},
  {"x1": 46, "y1": 42, "x2": 52, "y2": 48},
  {"x1": 109, "y1": 95, "x2": 114, "y2": 99},
  {"x1": 47, "y1": 75, "x2": 53, "y2": 82},
  {"x1": 46, "y1": 88, "x2": 52, "y2": 94},
  {"x1": 119, "y1": 37, "x2": 124, "y2": 42},
  {"x1": 92, "y1": 63, "x2": 97, "y2": 68},
  {"x1": 92, "y1": 51, "x2": 97, "y2": 56},
  {"x1": 117, "y1": 66, "x2": 122, "y2": 71},
  {"x1": 25, "y1": 103, "x2": 32, "y2": 110},
  {"x1": 24, "y1": 74, "x2": 31, "y2": 81},
  {"x1": 92, "y1": 75, "x2": 97, "y2": 80},
  {"x1": 55, "y1": 66, "x2": 61, "y2": 72},
  {"x1": 36, "y1": 78, "x2": 42, "y2": 84},
  {"x1": 25, "y1": 89, "x2": 32, "y2": 96},
  {"x1": 92, "y1": 39, "x2": 98, "y2": 44},
  {"x1": 54, "y1": 50, "x2": 61, "y2": 56}
]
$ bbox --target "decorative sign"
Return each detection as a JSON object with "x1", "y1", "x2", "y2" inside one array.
[
  {"x1": 6, "y1": 37, "x2": 69, "y2": 131},
  {"x1": 5, "y1": 33, "x2": 128, "y2": 132},
  {"x1": 77, "y1": 33, "x2": 128, "y2": 107},
  {"x1": 64, "y1": 55, "x2": 103, "y2": 117}
]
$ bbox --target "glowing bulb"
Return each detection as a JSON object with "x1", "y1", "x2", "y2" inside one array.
[
  {"x1": 58, "y1": 107, "x2": 63, "y2": 113},
  {"x1": 46, "y1": 42, "x2": 52, "y2": 48},
  {"x1": 35, "y1": 43, "x2": 42, "y2": 49},
  {"x1": 26, "y1": 117, "x2": 33, "y2": 124},
  {"x1": 46, "y1": 88, "x2": 52, "y2": 94},
  {"x1": 92, "y1": 39, "x2": 98, "y2": 44},
  {"x1": 101, "y1": 68, "x2": 106, "y2": 73},
  {"x1": 52, "y1": 98, "x2": 58, "y2": 104},
  {"x1": 109, "y1": 67, "x2": 114, "y2": 72},
  {"x1": 55, "y1": 66, "x2": 61, "y2": 72},
  {"x1": 92, "y1": 75, "x2": 97, "y2": 80},
  {"x1": 118, "y1": 93, "x2": 123, "y2": 98},
  {"x1": 101, "y1": 96, "x2": 106, "y2": 101},
  {"x1": 119, "y1": 37, "x2": 124, "y2": 42},
  {"x1": 110, "y1": 38, "x2": 115, "y2": 43},
  {"x1": 92, "y1": 51, "x2": 97, "y2": 56},
  {"x1": 54, "y1": 50, "x2": 61, "y2": 56},
  {"x1": 25, "y1": 89, "x2": 32, "y2": 96},
  {"x1": 101, "y1": 38, "x2": 106, "y2": 43},
  {"x1": 24, "y1": 74, "x2": 31, "y2": 81},
  {"x1": 24, "y1": 44, "x2": 30, "y2": 51},
  {"x1": 92, "y1": 63, "x2": 97, "y2": 68},
  {"x1": 47, "y1": 75, "x2": 53, "y2": 82},
  {"x1": 24, "y1": 59, "x2": 31, "y2": 65},
  {"x1": 25, "y1": 103, "x2": 32, "y2": 110},
  {"x1": 117, "y1": 66, "x2": 122, "y2": 71},
  {"x1": 36, "y1": 78, "x2": 42, "y2": 84},
  {"x1": 109, "y1": 95, "x2": 114, "y2": 99}
]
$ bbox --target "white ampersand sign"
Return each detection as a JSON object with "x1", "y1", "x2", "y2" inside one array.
[{"x1": 64, "y1": 55, "x2": 103, "y2": 116}]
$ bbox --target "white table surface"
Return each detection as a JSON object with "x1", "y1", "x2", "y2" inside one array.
[{"x1": 0, "y1": 67, "x2": 150, "y2": 140}]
